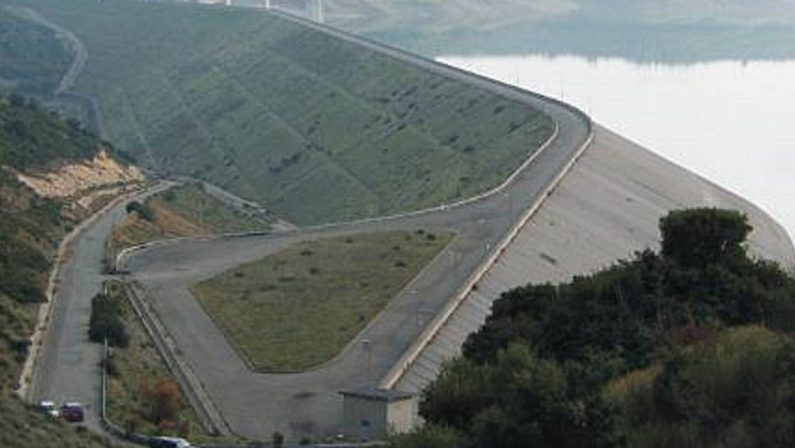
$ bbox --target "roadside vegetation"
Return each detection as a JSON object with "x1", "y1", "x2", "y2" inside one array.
[
  {"x1": 88, "y1": 288, "x2": 128, "y2": 348},
  {"x1": 112, "y1": 182, "x2": 271, "y2": 250},
  {"x1": 191, "y1": 229, "x2": 454, "y2": 371},
  {"x1": 0, "y1": 96, "x2": 128, "y2": 446},
  {"x1": 394, "y1": 208, "x2": 795, "y2": 448},
  {"x1": 100, "y1": 281, "x2": 208, "y2": 441},
  {"x1": 17, "y1": 0, "x2": 554, "y2": 225}
]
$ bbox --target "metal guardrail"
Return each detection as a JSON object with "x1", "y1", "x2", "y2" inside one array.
[
  {"x1": 100, "y1": 333, "x2": 383, "y2": 447},
  {"x1": 124, "y1": 282, "x2": 231, "y2": 436}
]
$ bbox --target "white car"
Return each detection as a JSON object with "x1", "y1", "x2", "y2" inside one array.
[
  {"x1": 149, "y1": 436, "x2": 192, "y2": 448},
  {"x1": 39, "y1": 401, "x2": 59, "y2": 418}
]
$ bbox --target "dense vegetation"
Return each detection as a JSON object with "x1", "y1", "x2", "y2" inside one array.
[
  {"x1": 398, "y1": 208, "x2": 795, "y2": 448},
  {"x1": 0, "y1": 7, "x2": 71, "y2": 94},
  {"x1": 17, "y1": 0, "x2": 554, "y2": 225},
  {"x1": 0, "y1": 94, "x2": 100, "y2": 170},
  {"x1": 0, "y1": 96, "x2": 121, "y2": 447}
]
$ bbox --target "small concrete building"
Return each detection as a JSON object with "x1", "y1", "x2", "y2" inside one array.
[{"x1": 340, "y1": 388, "x2": 417, "y2": 440}]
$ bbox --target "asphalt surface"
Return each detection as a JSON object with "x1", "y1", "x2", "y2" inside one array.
[
  {"x1": 29, "y1": 183, "x2": 173, "y2": 432},
  {"x1": 122, "y1": 12, "x2": 592, "y2": 438}
]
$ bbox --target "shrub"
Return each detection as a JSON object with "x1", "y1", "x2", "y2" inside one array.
[
  {"x1": 125, "y1": 201, "x2": 155, "y2": 222},
  {"x1": 88, "y1": 292, "x2": 129, "y2": 347},
  {"x1": 142, "y1": 378, "x2": 180, "y2": 424}
]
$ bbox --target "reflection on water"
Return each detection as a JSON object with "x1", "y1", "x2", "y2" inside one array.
[{"x1": 439, "y1": 54, "x2": 795, "y2": 239}]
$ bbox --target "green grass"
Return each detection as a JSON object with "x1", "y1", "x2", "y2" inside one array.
[
  {"x1": 191, "y1": 229, "x2": 454, "y2": 372},
  {"x1": 16, "y1": 0, "x2": 554, "y2": 225},
  {"x1": 103, "y1": 281, "x2": 209, "y2": 441},
  {"x1": 113, "y1": 183, "x2": 270, "y2": 249}
]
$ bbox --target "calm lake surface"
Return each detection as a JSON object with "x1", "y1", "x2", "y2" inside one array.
[{"x1": 437, "y1": 54, "x2": 795, "y2": 240}]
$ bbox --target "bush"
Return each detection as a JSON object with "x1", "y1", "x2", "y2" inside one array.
[
  {"x1": 618, "y1": 326, "x2": 795, "y2": 447},
  {"x1": 88, "y1": 292, "x2": 129, "y2": 347},
  {"x1": 390, "y1": 425, "x2": 466, "y2": 448},
  {"x1": 141, "y1": 378, "x2": 181, "y2": 425},
  {"x1": 272, "y1": 431, "x2": 284, "y2": 448},
  {"x1": 125, "y1": 201, "x2": 155, "y2": 222}
]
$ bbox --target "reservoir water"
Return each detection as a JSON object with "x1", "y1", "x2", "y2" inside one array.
[{"x1": 435, "y1": 54, "x2": 795, "y2": 241}]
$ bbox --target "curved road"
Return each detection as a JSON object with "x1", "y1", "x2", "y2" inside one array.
[
  {"x1": 28, "y1": 183, "x2": 173, "y2": 433},
  {"x1": 122, "y1": 9, "x2": 592, "y2": 440},
  {"x1": 29, "y1": 5, "x2": 591, "y2": 442}
]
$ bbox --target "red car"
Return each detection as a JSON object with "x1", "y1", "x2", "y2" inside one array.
[{"x1": 60, "y1": 402, "x2": 85, "y2": 423}]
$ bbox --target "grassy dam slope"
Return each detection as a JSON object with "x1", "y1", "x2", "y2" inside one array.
[{"x1": 21, "y1": 0, "x2": 554, "y2": 225}]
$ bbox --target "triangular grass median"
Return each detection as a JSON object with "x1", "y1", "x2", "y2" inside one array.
[{"x1": 190, "y1": 230, "x2": 454, "y2": 372}]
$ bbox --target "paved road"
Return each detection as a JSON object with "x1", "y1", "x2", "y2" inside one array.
[
  {"x1": 29, "y1": 183, "x2": 173, "y2": 432},
  {"x1": 123, "y1": 11, "x2": 592, "y2": 440}
]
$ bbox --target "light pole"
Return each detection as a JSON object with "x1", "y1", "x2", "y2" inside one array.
[{"x1": 362, "y1": 339, "x2": 372, "y2": 388}]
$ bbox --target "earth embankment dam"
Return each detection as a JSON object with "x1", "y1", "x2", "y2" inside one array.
[{"x1": 24, "y1": 0, "x2": 795, "y2": 440}]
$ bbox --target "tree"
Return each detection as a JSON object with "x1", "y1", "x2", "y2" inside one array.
[
  {"x1": 88, "y1": 292, "x2": 129, "y2": 347},
  {"x1": 272, "y1": 431, "x2": 285, "y2": 448},
  {"x1": 659, "y1": 208, "x2": 751, "y2": 268},
  {"x1": 143, "y1": 378, "x2": 180, "y2": 424},
  {"x1": 125, "y1": 200, "x2": 155, "y2": 222}
]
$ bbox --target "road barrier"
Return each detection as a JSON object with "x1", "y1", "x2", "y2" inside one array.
[{"x1": 125, "y1": 282, "x2": 232, "y2": 436}]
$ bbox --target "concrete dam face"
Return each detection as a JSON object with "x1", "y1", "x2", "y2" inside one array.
[{"x1": 395, "y1": 123, "x2": 795, "y2": 394}]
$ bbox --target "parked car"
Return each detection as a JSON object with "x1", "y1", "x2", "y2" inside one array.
[
  {"x1": 149, "y1": 436, "x2": 192, "y2": 448},
  {"x1": 39, "y1": 400, "x2": 59, "y2": 418},
  {"x1": 59, "y1": 402, "x2": 85, "y2": 422}
]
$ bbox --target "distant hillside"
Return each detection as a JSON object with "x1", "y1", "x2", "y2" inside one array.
[
  {"x1": 325, "y1": 0, "x2": 795, "y2": 64},
  {"x1": 327, "y1": 0, "x2": 795, "y2": 31},
  {"x1": 0, "y1": 6, "x2": 71, "y2": 95},
  {"x1": 0, "y1": 96, "x2": 125, "y2": 447},
  {"x1": 16, "y1": 0, "x2": 554, "y2": 225}
]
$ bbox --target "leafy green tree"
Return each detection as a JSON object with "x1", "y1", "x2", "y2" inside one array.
[
  {"x1": 659, "y1": 208, "x2": 751, "y2": 268},
  {"x1": 88, "y1": 292, "x2": 129, "y2": 347},
  {"x1": 411, "y1": 208, "x2": 795, "y2": 448}
]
